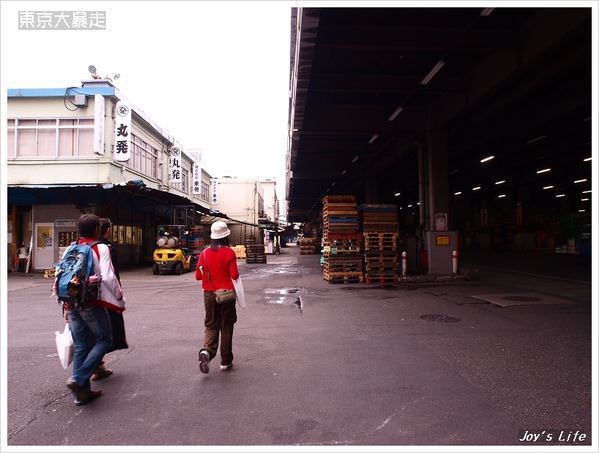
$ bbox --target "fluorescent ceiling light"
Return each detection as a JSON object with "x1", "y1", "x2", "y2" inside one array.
[
  {"x1": 526, "y1": 135, "x2": 547, "y2": 145},
  {"x1": 584, "y1": 157, "x2": 592, "y2": 162},
  {"x1": 340, "y1": 170, "x2": 347, "y2": 176},
  {"x1": 407, "y1": 204, "x2": 413, "y2": 208},
  {"x1": 536, "y1": 168, "x2": 551, "y2": 174},
  {"x1": 480, "y1": 8, "x2": 495, "y2": 16},
  {"x1": 454, "y1": 191, "x2": 462, "y2": 196},
  {"x1": 388, "y1": 106, "x2": 403, "y2": 122},
  {"x1": 472, "y1": 186, "x2": 481, "y2": 191},
  {"x1": 582, "y1": 190, "x2": 591, "y2": 193},
  {"x1": 578, "y1": 210, "x2": 586, "y2": 213},
  {"x1": 497, "y1": 194, "x2": 506, "y2": 198},
  {"x1": 394, "y1": 192, "x2": 401, "y2": 197},
  {"x1": 420, "y1": 60, "x2": 445, "y2": 86},
  {"x1": 480, "y1": 155, "x2": 495, "y2": 163},
  {"x1": 581, "y1": 198, "x2": 589, "y2": 202},
  {"x1": 368, "y1": 134, "x2": 379, "y2": 144},
  {"x1": 543, "y1": 185, "x2": 554, "y2": 190},
  {"x1": 352, "y1": 155, "x2": 359, "y2": 163},
  {"x1": 555, "y1": 194, "x2": 565, "y2": 198},
  {"x1": 495, "y1": 180, "x2": 506, "y2": 185},
  {"x1": 574, "y1": 179, "x2": 587, "y2": 184}
]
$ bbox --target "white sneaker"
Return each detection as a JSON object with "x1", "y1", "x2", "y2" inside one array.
[
  {"x1": 199, "y1": 350, "x2": 210, "y2": 374},
  {"x1": 220, "y1": 363, "x2": 233, "y2": 371}
]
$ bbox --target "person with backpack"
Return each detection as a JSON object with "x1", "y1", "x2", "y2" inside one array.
[
  {"x1": 89, "y1": 218, "x2": 129, "y2": 381},
  {"x1": 54, "y1": 214, "x2": 124, "y2": 405},
  {"x1": 196, "y1": 220, "x2": 239, "y2": 373}
]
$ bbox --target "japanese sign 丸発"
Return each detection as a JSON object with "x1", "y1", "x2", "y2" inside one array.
[
  {"x1": 114, "y1": 100, "x2": 131, "y2": 162},
  {"x1": 170, "y1": 146, "x2": 182, "y2": 183}
]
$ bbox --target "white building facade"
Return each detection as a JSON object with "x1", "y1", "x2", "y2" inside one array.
[{"x1": 7, "y1": 80, "x2": 213, "y2": 271}]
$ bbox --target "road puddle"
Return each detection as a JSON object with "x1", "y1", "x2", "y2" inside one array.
[{"x1": 264, "y1": 288, "x2": 304, "y2": 313}]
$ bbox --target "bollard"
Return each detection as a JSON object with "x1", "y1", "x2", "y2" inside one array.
[
  {"x1": 401, "y1": 251, "x2": 407, "y2": 277},
  {"x1": 452, "y1": 250, "x2": 458, "y2": 275}
]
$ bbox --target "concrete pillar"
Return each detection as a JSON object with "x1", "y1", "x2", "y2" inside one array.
[{"x1": 422, "y1": 104, "x2": 456, "y2": 275}]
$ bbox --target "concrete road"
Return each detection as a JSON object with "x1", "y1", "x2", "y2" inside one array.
[{"x1": 5, "y1": 248, "x2": 592, "y2": 447}]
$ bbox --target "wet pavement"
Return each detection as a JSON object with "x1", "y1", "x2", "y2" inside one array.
[{"x1": 5, "y1": 247, "x2": 592, "y2": 446}]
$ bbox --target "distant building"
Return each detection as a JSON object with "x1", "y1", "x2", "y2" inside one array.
[
  {"x1": 7, "y1": 79, "x2": 212, "y2": 271},
  {"x1": 212, "y1": 177, "x2": 264, "y2": 245},
  {"x1": 259, "y1": 178, "x2": 279, "y2": 224},
  {"x1": 212, "y1": 177, "x2": 280, "y2": 246}
]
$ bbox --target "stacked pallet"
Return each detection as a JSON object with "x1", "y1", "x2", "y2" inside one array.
[
  {"x1": 231, "y1": 245, "x2": 246, "y2": 260},
  {"x1": 360, "y1": 204, "x2": 399, "y2": 284},
  {"x1": 322, "y1": 195, "x2": 363, "y2": 283},
  {"x1": 245, "y1": 243, "x2": 266, "y2": 264},
  {"x1": 299, "y1": 237, "x2": 318, "y2": 255}
]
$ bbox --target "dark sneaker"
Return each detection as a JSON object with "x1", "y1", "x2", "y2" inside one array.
[
  {"x1": 74, "y1": 390, "x2": 103, "y2": 406},
  {"x1": 220, "y1": 363, "x2": 233, "y2": 371},
  {"x1": 67, "y1": 378, "x2": 103, "y2": 405},
  {"x1": 91, "y1": 364, "x2": 113, "y2": 381},
  {"x1": 199, "y1": 350, "x2": 210, "y2": 374}
]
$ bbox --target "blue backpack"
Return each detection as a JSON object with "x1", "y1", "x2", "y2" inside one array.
[{"x1": 55, "y1": 241, "x2": 100, "y2": 309}]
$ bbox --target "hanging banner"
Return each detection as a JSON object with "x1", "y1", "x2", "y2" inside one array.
[
  {"x1": 93, "y1": 94, "x2": 105, "y2": 155},
  {"x1": 211, "y1": 177, "x2": 219, "y2": 204},
  {"x1": 192, "y1": 155, "x2": 202, "y2": 194},
  {"x1": 114, "y1": 100, "x2": 131, "y2": 162},
  {"x1": 169, "y1": 146, "x2": 182, "y2": 183}
]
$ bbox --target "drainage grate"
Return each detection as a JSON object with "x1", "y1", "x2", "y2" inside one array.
[
  {"x1": 420, "y1": 314, "x2": 461, "y2": 323},
  {"x1": 502, "y1": 295, "x2": 542, "y2": 302}
]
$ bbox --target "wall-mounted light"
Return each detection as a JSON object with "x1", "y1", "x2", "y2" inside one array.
[
  {"x1": 543, "y1": 185, "x2": 554, "y2": 190},
  {"x1": 574, "y1": 179, "x2": 587, "y2": 184},
  {"x1": 420, "y1": 60, "x2": 445, "y2": 85},
  {"x1": 497, "y1": 194, "x2": 506, "y2": 198},
  {"x1": 352, "y1": 155, "x2": 359, "y2": 163},
  {"x1": 394, "y1": 192, "x2": 401, "y2": 197},
  {"x1": 454, "y1": 191, "x2": 462, "y2": 196},
  {"x1": 472, "y1": 186, "x2": 481, "y2": 191},
  {"x1": 480, "y1": 155, "x2": 494, "y2": 163},
  {"x1": 368, "y1": 134, "x2": 379, "y2": 144},
  {"x1": 536, "y1": 168, "x2": 551, "y2": 174},
  {"x1": 388, "y1": 106, "x2": 403, "y2": 122},
  {"x1": 495, "y1": 180, "x2": 506, "y2": 185},
  {"x1": 340, "y1": 170, "x2": 347, "y2": 176},
  {"x1": 583, "y1": 157, "x2": 592, "y2": 162},
  {"x1": 555, "y1": 194, "x2": 566, "y2": 198},
  {"x1": 526, "y1": 135, "x2": 547, "y2": 145}
]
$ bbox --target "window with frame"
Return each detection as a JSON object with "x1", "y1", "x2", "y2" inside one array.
[
  {"x1": 128, "y1": 134, "x2": 159, "y2": 179},
  {"x1": 181, "y1": 168, "x2": 189, "y2": 193},
  {"x1": 7, "y1": 118, "x2": 95, "y2": 159},
  {"x1": 201, "y1": 181, "x2": 210, "y2": 202}
]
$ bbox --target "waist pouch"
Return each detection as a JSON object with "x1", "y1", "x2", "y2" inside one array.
[{"x1": 214, "y1": 289, "x2": 236, "y2": 304}]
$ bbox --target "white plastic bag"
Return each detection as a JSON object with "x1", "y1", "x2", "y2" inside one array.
[
  {"x1": 55, "y1": 324, "x2": 74, "y2": 369},
  {"x1": 232, "y1": 277, "x2": 246, "y2": 309}
]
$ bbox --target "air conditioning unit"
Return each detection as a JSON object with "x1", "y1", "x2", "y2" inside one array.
[{"x1": 72, "y1": 94, "x2": 88, "y2": 107}]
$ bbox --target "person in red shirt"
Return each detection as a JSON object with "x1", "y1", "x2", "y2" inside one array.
[{"x1": 196, "y1": 221, "x2": 239, "y2": 373}]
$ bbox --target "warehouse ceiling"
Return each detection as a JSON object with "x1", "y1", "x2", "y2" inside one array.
[{"x1": 287, "y1": 7, "x2": 591, "y2": 222}]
